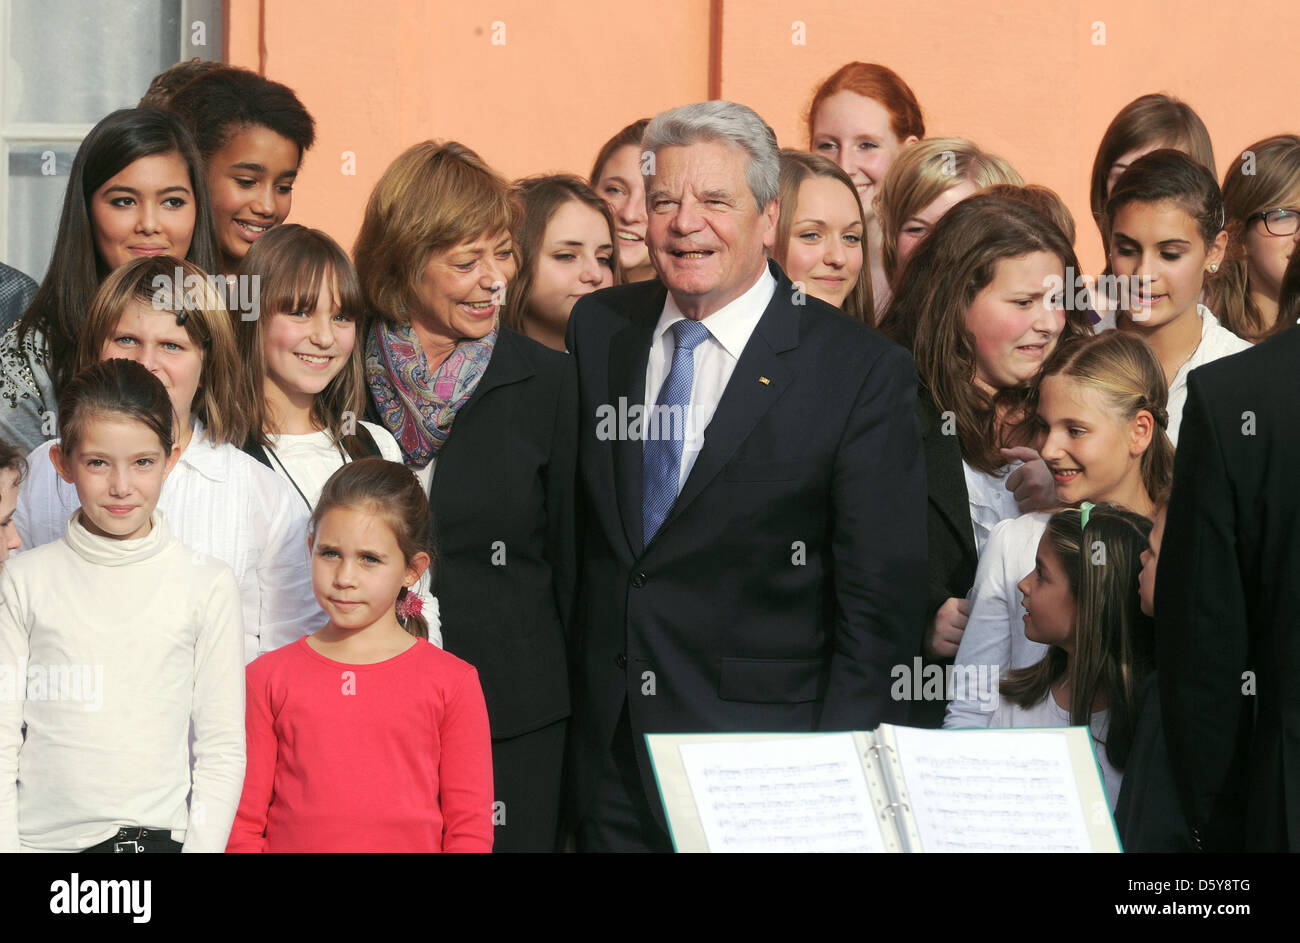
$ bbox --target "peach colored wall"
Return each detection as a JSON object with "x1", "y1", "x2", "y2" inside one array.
[
  {"x1": 228, "y1": 0, "x2": 1300, "y2": 274},
  {"x1": 226, "y1": 0, "x2": 710, "y2": 256}
]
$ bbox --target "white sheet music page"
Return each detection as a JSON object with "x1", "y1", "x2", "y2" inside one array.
[
  {"x1": 677, "y1": 733, "x2": 887, "y2": 853},
  {"x1": 888, "y1": 726, "x2": 1094, "y2": 852}
]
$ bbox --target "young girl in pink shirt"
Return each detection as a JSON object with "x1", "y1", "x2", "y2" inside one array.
[{"x1": 227, "y1": 458, "x2": 493, "y2": 852}]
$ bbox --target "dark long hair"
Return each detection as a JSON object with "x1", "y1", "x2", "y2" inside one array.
[
  {"x1": 310, "y1": 458, "x2": 435, "y2": 640},
  {"x1": 1000, "y1": 504, "x2": 1155, "y2": 770},
  {"x1": 879, "y1": 193, "x2": 1092, "y2": 472},
  {"x1": 18, "y1": 107, "x2": 220, "y2": 396}
]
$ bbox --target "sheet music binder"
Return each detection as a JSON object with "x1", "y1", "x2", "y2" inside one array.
[{"x1": 645, "y1": 725, "x2": 1122, "y2": 853}]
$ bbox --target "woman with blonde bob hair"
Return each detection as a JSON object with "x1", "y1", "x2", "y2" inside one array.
[
  {"x1": 15, "y1": 255, "x2": 322, "y2": 662},
  {"x1": 773, "y1": 150, "x2": 873, "y2": 322},
  {"x1": 1210, "y1": 135, "x2": 1300, "y2": 342},
  {"x1": 876, "y1": 137, "x2": 1023, "y2": 292},
  {"x1": 353, "y1": 140, "x2": 577, "y2": 854}
]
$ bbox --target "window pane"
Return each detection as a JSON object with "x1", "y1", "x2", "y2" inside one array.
[
  {"x1": 5, "y1": 0, "x2": 183, "y2": 124},
  {"x1": 7, "y1": 144, "x2": 77, "y2": 283}
]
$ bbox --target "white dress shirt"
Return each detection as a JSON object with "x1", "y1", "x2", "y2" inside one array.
[
  {"x1": 15, "y1": 422, "x2": 324, "y2": 663},
  {"x1": 643, "y1": 267, "x2": 776, "y2": 491},
  {"x1": 1165, "y1": 305, "x2": 1252, "y2": 446},
  {"x1": 0, "y1": 510, "x2": 245, "y2": 852},
  {"x1": 945, "y1": 511, "x2": 1052, "y2": 730}
]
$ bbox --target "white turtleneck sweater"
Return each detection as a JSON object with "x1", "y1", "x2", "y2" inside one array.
[{"x1": 0, "y1": 510, "x2": 245, "y2": 852}]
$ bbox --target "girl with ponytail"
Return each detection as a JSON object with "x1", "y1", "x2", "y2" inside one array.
[{"x1": 227, "y1": 459, "x2": 492, "y2": 852}]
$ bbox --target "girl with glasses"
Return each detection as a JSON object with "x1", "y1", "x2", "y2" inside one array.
[{"x1": 1210, "y1": 135, "x2": 1300, "y2": 342}]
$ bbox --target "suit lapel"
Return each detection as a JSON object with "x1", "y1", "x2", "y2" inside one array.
[
  {"x1": 609, "y1": 289, "x2": 665, "y2": 554},
  {"x1": 657, "y1": 263, "x2": 798, "y2": 537},
  {"x1": 918, "y1": 387, "x2": 976, "y2": 562}
]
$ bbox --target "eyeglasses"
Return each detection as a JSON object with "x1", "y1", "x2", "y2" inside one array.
[{"x1": 1246, "y1": 207, "x2": 1300, "y2": 236}]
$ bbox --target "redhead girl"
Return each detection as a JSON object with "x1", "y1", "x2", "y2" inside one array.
[{"x1": 806, "y1": 62, "x2": 924, "y2": 313}]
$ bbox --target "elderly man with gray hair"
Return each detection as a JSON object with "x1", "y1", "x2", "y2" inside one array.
[{"x1": 565, "y1": 100, "x2": 928, "y2": 852}]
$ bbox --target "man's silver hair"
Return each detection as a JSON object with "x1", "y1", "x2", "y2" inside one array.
[{"x1": 641, "y1": 100, "x2": 780, "y2": 210}]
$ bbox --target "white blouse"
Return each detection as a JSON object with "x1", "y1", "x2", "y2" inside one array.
[
  {"x1": 961, "y1": 459, "x2": 1024, "y2": 557},
  {"x1": 945, "y1": 511, "x2": 1052, "y2": 730},
  {"x1": 257, "y1": 421, "x2": 441, "y2": 647},
  {"x1": 14, "y1": 422, "x2": 324, "y2": 663}
]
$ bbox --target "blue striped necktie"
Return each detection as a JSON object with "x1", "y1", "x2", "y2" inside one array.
[{"x1": 642, "y1": 318, "x2": 711, "y2": 548}]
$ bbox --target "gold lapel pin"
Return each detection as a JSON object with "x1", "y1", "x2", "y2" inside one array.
[{"x1": 758, "y1": 376, "x2": 772, "y2": 385}]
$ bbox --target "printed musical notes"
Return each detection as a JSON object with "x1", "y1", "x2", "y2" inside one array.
[
  {"x1": 888, "y1": 726, "x2": 1094, "y2": 853},
  {"x1": 678, "y1": 733, "x2": 887, "y2": 853}
]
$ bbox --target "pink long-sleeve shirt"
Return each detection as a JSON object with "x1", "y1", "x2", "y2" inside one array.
[{"x1": 227, "y1": 636, "x2": 493, "y2": 852}]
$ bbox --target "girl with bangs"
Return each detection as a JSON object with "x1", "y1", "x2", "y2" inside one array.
[
  {"x1": 354, "y1": 141, "x2": 577, "y2": 853},
  {"x1": 14, "y1": 256, "x2": 322, "y2": 663},
  {"x1": 236, "y1": 225, "x2": 438, "y2": 644}
]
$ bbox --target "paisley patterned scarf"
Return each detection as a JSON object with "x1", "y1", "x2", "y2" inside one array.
[{"x1": 365, "y1": 318, "x2": 497, "y2": 467}]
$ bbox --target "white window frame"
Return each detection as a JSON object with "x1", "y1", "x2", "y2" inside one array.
[{"x1": 0, "y1": 0, "x2": 224, "y2": 267}]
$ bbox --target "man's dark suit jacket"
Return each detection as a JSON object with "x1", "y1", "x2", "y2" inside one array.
[
  {"x1": 1156, "y1": 327, "x2": 1297, "y2": 851},
  {"x1": 565, "y1": 260, "x2": 928, "y2": 832}
]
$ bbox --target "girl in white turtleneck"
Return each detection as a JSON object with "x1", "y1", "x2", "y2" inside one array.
[{"x1": 0, "y1": 359, "x2": 244, "y2": 853}]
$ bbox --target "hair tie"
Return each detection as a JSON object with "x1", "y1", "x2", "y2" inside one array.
[
  {"x1": 395, "y1": 588, "x2": 424, "y2": 622},
  {"x1": 1079, "y1": 501, "x2": 1094, "y2": 530},
  {"x1": 1148, "y1": 404, "x2": 1169, "y2": 429}
]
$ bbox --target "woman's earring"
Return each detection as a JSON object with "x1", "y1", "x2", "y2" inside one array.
[{"x1": 1209, "y1": 263, "x2": 1219, "y2": 272}]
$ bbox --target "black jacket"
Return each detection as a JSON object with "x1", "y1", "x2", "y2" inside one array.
[
  {"x1": 908, "y1": 387, "x2": 979, "y2": 727},
  {"x1": 565, "y1": 261, "x2": 928, "y2": 829},
  {"x1": 1156, "y1": 327, "x2": 1296, "y2": 851},
  {"x1": 366, "y1": 326, "x2": 578, "y2": 740}
]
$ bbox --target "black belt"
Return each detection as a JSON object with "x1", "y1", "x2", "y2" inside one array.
[{"x1": 81, "y1": 827, "x2": 182, "y2": 854}]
